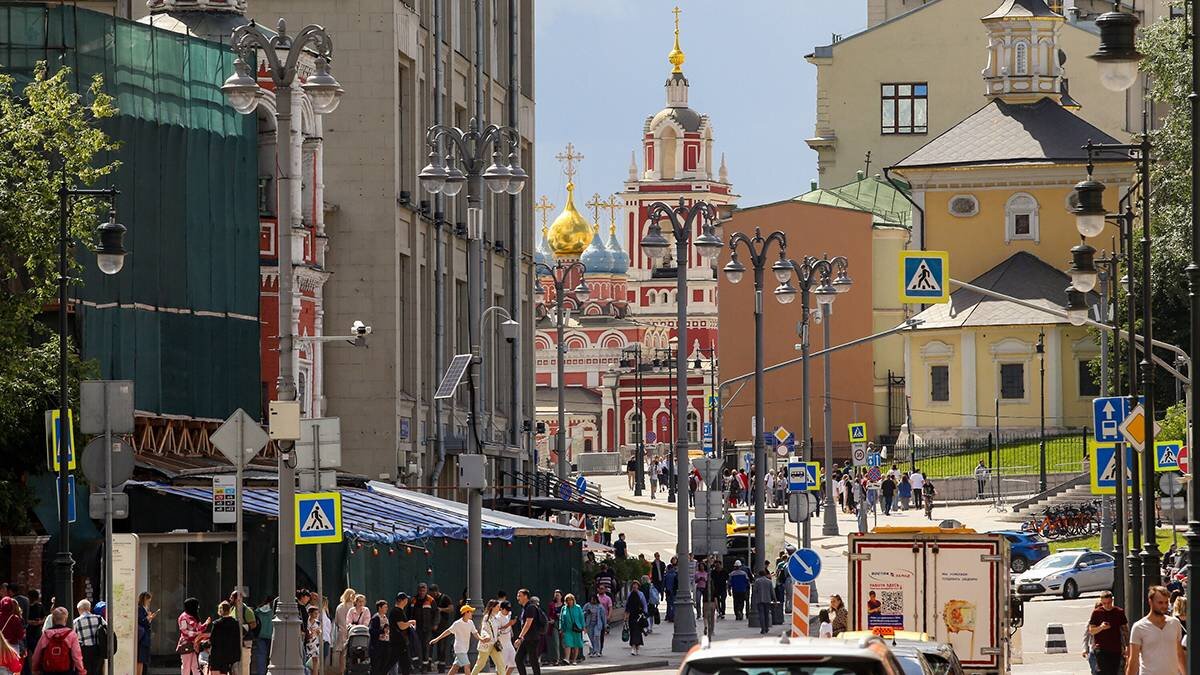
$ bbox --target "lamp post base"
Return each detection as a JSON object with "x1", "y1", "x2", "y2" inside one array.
[
  {"x1": 670, "y1": 597, "x2": 698, "y2": 652},
  {"x1": 53, "y1": 551, "x2": 75, "y2": 611},
  {"x1": 266, "y1": 601, "x2": 306, "y2": 675},
  {"x1": 821, "y1": 501, "x2": 839, "y2": 537}
]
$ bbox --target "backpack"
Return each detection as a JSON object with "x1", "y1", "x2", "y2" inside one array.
[
  {"x1": 529, "y1": 605, "x2": 547, "y2": 633},
  {"x1": 40, "y1": 630, "x2": 72, "y2": 673}
]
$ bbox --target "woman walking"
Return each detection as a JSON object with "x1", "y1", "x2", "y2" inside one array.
[
  {"x1": 828, "y1": 595, "x2": 848, "y2": 636},
  {"x1": 557, "y1": 594, "x2": 584, "y2": 665},
  {"x1": 623, "y1": 581, "x2": 648, "y2": 657},
  {"x1": 368, "y1": 600, "x2": 390, "y2": 675},
  {"x1": 178, "y1": 597, "x2": 210, "y2": 675},
  {"x1": 581, "y1": 595, "x2": 606, "y2": 657},
  {"x1": 898, "y1": 473, "x2": 912, "y2": 511},
  {"x1": 208, "y1": 601, "x2": 242, "y2": 675},
  {"x1": 469, "y1": 601, "x2": 506, "y2": 675},
  {"x1": 334, "y1": 588, "x2": 357, "y2": 672},
  {"x1": 648, "y1": 456, "x2": 658, "y2": 496},
  {"x1": 496, "y1": 601, "x2": 516, "y2": 675},
  {"x1": 0, "y1": 632, "x2": 22, "y2": 674},
  {"x1": 0, "y1": 597, "x2": 24, "y2": 663},
  {"x1": 137, "y1": 592, "x2": 156, "y2": 675}
]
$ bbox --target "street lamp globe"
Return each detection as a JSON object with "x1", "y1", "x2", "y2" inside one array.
[
  {"x1": 1064, "y1": 286, "x2": 1090, "y2": 326},
  {"x1": 500, "y1": 319, "x2": 520, "y2": 341},
  {"x1": 1072, "y1": 178, "x2": 1108, "y2": 238},
  {"x1": 774, "y1": 282, "x2": 797, "y2": 304},
  {"x1": 221, "y1": 58, "x2": 260, "y2": 114},
  {"x1": 505, "y1": 157, "x2": 529, "y2": 195},
  {"x1": 95, "y1": 210, "x2": 128, "y2": 275},
  {"x1": 723, "y1": 256, "x2": 746, "y2": 284},
  {"x1": 815, "y1": 281, "x2": 838, "y2": 308},
  {"x1": 640, "y1": 222, "x2": 670, "y2": 259},
  {"x1": 1089, "y1": 8, "x2": 1143, "y2": 92},
  {"x1": 693, "y1": 224, "x2": 724, "y2": 256},
  {"x1": 483, "y1": 151, "x2": 513, "y2": 193},
  {"x1": 419, "y1": 150, "x2": 449, "y2": 193},
  {"x1": 573, "y1": 281, "x2": 591, "y2": 302},
  {"x1": 771, "y1": 256, "x2": 793, "y2": 284},
  {"x1": 833, "y1": 269, "x2": 853, "y2": 294},
  {"x1": 1068, "y1": 243, "x2": 1099, "y2": 293},
  {"x1": 442, "y1": 164, "x2": 467, "y2": 197},
  {"x1": 302, "y1": 57, "x2": 344, "y2": 114}
]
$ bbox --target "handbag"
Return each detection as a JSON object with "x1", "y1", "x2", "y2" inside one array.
[
  {"x1": 581, "y1": 631, "x2": 592, "y2": 649},
  {"x1": 620, "y1": 623, "x2": 629, "y2": 642},
  {"x1": 175, "y1": 638, "x2": 195, "y2": 655}
]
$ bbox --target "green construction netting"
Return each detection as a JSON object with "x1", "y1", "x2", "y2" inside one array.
[{"x1": 0, "y1": 4, "x2": 260, "y2": 419}]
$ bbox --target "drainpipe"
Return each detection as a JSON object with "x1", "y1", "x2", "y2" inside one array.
[
  {"x1": 507, "y1": 0, "x2": 524, "y2": 478},
  {"x1": 883, "y1": 167, "x2": 924, "y2": 251},
  {"x1": 430, "y1": 0, "x2": 447, "y2": 487}
]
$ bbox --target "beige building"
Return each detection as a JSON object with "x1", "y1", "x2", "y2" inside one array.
[
  {"x1": 136, "y1": 0, "x2": 539, "y2": 483},
  {"x1": 808, "y1": 0, "x2": 1162, "y2": 187}
]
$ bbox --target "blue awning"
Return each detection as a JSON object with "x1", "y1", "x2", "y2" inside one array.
[{"x1": 133, "y1": 483, "x2": 516, "y2": 544}]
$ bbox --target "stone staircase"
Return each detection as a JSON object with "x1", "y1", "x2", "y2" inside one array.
[{"x1": 1000, "y1": 473, "x2": 1090, "y2": 522}]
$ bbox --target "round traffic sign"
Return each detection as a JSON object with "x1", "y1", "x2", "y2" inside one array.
[
  {"x1": 776, "y1": 445, "x2": 790, "y2": 457},
  {"x1": 787, "y1": 548, "x2": 822, "y2": 583},
  {"x1": 1160, "y1": 472, "x2": 1185, "y2": 497},
  {"x1": 80, "y1": 436, "x2": 135, "y2": 487},
  {"x1": 646, "y1": 431, "x2": 657, "y2": 444},
  {"x1": 1180, "y1": 446, "x2": 1190, "y2": 474},
  {"x1": 788, "y1": 492, "x2": 814, "y2": 523}
]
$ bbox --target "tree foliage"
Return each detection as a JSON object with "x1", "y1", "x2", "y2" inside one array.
[{"x1": 0, "y1": 63, "x2": 117, "y2": 533}]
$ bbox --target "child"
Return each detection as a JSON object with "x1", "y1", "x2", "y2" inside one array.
[
  {"x1": 430, "y1": 605, "x2": 481, "y2": 675},
  {"x1": 818, "y1": 609, "x2": 833, "y2": 639}
]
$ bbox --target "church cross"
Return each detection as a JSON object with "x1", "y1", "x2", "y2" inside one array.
[
  {"x1": 602, "y1": 195, "x2": 624, "y2": 226},
  {"x1": 555, "y1": 143, "x2": 584, "y2": 183},
  {"x1": 586, "y1": 193, "x2": 606, "y2": 224},
  {"x1": 534, "y1": 195, "x2": 555, "y2": 228}
]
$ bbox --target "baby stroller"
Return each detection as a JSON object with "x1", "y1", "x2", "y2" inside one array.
[{"x1": 345, "y1": 624, "x2": 372, "y2": 675}]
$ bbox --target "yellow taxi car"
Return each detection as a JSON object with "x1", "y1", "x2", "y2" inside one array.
[{"x1": 726, "y1": 511, "x2": 754, "y2": 535}]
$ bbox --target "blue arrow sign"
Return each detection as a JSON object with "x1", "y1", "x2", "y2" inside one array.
[
  {"x1": 787, "y1": 548, "x2": 822, "y2": 583},
  {"x1": 1092, "y1": 396, "x2": 1145, "y2": 442},
  {"x1": 56, "y1": 475, "x2": 76, "y2": 524},
  {"x1": 575, "y1": 474, "x2": 588, "y2": 494},
  {"x1": 867, "y1": 453, "x2": 882, "y2": 468}
]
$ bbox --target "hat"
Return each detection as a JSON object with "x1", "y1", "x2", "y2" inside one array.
[
  {"x1": 785, "y1": 543, "x2": 796, "y2": 552},
  {"x1": 733, "y1": 560, "x2": 742, "y2": 568},
  {"x1": 459, "y1": 605, "x2": 475, "y2": 615},
  {"x1": 395, "y1": 592, "x2": 409, "y2": 601}
]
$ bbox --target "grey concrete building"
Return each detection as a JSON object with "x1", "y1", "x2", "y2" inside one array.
[{"x1": 138, "y1": 0, "x2": 538, "y2": 484}]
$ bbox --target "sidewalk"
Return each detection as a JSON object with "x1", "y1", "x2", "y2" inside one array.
[{"x1": 541, "y1": 605, "x2": 779, "y2": 675}]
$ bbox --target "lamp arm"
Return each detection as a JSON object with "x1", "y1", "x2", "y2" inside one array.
[
  {"x1": 231, "y1": 24, "x2": 283, "y2": 79},
  {"x1": 286, "y1": 26, "x2": 335, "y2": 81}
]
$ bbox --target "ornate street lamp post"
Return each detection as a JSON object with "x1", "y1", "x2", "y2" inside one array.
[
  {"x1": 223, "y1": 20, "x2": 343, "y2": 675},
  {"x1": 641, "y1": 198, "x2": 723, "y2": 651},
  {"x1": 534, "y1": 262, "x2": 589, "y2": 491}
]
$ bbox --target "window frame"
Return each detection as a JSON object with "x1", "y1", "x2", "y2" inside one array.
[
  {"x1": 1005, "y1": 192, "x2": 1041, "y2": 243},
  {"x1": 999, "y1": 362, "x2": 1027, "y2": 401},
  {"x1": 1078, "y1": 359, "x2": 1101, "y2": 398},
  {"x1": 880, "y1": 82, "x2": 929, "y2": 135},
  {"x1": 930, "y1": 364, "x2": 951, "y2": 403}
]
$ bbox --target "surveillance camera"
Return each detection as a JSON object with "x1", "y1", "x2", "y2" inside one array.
[{"x1": 351, "y1": 320, "x2": 372, "y2": 336}]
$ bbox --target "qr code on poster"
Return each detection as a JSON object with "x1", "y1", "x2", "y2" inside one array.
[{"x1": 879, "y1": 591, "x2": 904, "y2": 614}]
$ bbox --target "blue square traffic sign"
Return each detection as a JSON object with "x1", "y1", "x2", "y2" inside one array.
[
  {"x1": 295, "y1": 492, "x2": 342, "y2": 545},
  {"x1": 899, "y1": 251, "x2": 949, "y2": 303},
  {"x1": 1092, "y1": 396, "x2": 1144, "y2": 442},
  {"x1": 1091, "y1": 445, "x2": 1133, "y2": 494}
]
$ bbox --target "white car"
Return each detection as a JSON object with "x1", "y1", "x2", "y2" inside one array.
[{"x1": 1012, "y1": 549, "x2": 1115, "y2": 600}]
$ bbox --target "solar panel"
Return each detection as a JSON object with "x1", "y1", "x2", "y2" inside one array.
[{"x1": 434, "y1": 354, "x2": 473, "y2": 400}]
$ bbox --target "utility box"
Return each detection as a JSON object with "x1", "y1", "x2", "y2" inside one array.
[
  {"x1": 268, "y1": 401, "x2": 301, "y2": 440},
  {"x1": 459, "y1": 454, "x2": 487, "y2": 489}
]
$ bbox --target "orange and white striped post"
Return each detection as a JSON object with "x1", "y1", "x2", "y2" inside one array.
[{"x1": 791, "y1": 582, "x2": 810, "y2": 637}]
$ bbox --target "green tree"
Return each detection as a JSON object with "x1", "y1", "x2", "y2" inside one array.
[{"x1": 0, "y1": 63, "x2": 117, "y2": 533}]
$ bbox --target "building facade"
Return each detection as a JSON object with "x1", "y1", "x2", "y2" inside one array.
[{"x1": 808, "y1": 0, "x2": 1157, "y2": 187}]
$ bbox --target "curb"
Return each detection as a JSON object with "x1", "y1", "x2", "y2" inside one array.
[{"x1": 542, "y1": 658, "x2": 671, "y2": 675}]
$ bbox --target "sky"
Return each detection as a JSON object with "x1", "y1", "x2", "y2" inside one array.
[{"x1": 533, "y1": 1, "x2": 865, "y2": 212}]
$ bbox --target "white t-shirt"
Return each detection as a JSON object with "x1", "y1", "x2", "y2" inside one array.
[
  {"x1": 446, "y1": 618, "x2": 477, "y2": 654},
  {"x1": 819, "y1": 621, "x2": 833, "y2": 638},
  {"x1": 1129, "y1": 615, "x2": 1183, "y2": 675},
  {"x1": 910, "y1": 472, "x2": 925, "y2": 489}
]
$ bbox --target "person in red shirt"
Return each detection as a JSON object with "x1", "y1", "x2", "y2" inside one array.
[
  {"x1": 0, "y1": 631, "x2": 22, "y2": 673},
  {"x1": 32, "y1": 607, "x2": 86, "y2": 675},
  {"x1": 1087, "y1": 590, "x2": 1128, "y2": 675}
]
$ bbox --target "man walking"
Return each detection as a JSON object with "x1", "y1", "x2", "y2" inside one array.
[
  {"x1": 1088, "y1": 590, "x2": 1127, "y2": 675},
  {"x1": 72, "y1": 599, "x2": 105, "y2": 675},
  {"x1": 1125, "y1": 586, "x2": 1185, "y2": 675},
  {"x1": 751, "y1": 569, "x2": 775, "y2": 634},
  {"x1": 650, "y1": 552, "x2": 666, "y2": 596},
  {"x1": 388, "y1": 593, "x2": 417, "y2": 675},
  {"x1": 513, "y1": 589, "x2": 544, "y2": 675},
  {"x1": 910, "y1": 469, "x2": 925, "y2": 509},
  {"x1": 728, "y1": 561, "x2": 750, "y2": 621},
  {"x1": 880, "y1": 474, "x2": 896, "y2": 516}
]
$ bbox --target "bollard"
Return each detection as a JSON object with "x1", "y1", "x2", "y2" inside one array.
[{"x1": 1043, "y1": 623, "x2": 1068, "y2": 654}]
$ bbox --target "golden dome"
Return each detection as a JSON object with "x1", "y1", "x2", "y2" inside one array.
[
  {"x1": 547, "y1": 182, "x2": 595, "y2": 257},
  {"x1": 668, "y1": 6, "x2": 685, "y2": 74}
]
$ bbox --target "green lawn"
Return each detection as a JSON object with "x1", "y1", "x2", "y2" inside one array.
[
  {"x1": 1049, "y1": 527, "x2": 1178, "y2": 553},
  {"x1": 913, "y1": 435, "x2": 1101, "y2": 479}
]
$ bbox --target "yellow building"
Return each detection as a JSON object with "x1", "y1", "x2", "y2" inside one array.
[
  {"x1": 808, "y1": 0, "x2": 1157, "y2": 187},
  {"x1": 885, "y1": 0, "x2": 1133, "y2": 440}
]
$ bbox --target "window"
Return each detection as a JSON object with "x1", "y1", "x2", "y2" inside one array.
[
  {"x1": 949, "y1": 194, "x2": 979, "y2": 217},
  {"x1": 930, "y1": 365, "x2": 950, "y2": 402},
  {"x1": 1079, "y1": 359, "x2": 1101, "y2": 397},
  {"x1": 1005, "y1": 193, "x2": 1040, "y2": 242},
  {"x1": 629, "y1": 412, "x2": 644, "y2": 446},
  {"x1": 1014, "y1": 41, "x2": 1029, "y2": 76},
  {"x1": 881, "y1": 82, "x2": 928, "y2": 135},
  {"x1": 1048, "y1": 0, "x2": 1063, "y2": 13},
  {"x1": 687, "y1": 411, "x2": 700, "y2": 443},
  {"x1": 1000, "y1": 363, "x2": 1026, "y2": 399}
]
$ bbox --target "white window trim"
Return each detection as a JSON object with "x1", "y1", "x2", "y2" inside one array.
[
  {"x1": 991, "y1": 337, "x2": 1034, "y2": 403},
  {"x1": 1014, "y1": 40, "x2": 1030, "y2": 76},
  {"x1": 1005, "y1": 192, "x2": 1040, "y2": 243},
  {"x1": 920, "y1": 340, "x2": 954, "y2": 406}
]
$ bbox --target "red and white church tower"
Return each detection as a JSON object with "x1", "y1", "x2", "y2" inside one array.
[{"x1": 534, "y1": 7, "x2": 735, "y2": 467}]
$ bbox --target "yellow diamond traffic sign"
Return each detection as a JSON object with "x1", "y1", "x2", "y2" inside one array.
[
  {"x1": 1118, "y1": 404, "x2": 1160, "y2": 453},
  {"x1": 774, "y1": 426, "x2": 792, "y2": 444}
]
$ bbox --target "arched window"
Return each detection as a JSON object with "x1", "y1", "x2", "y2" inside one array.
[
  {"x1": 1014, "y1": 41, "x2": 1029, "y2": 76},
  {"x1": 686, "y1": 411, "x2": 700, "y2": 443},
  {"x1": 1005, "y1": 193, "x2": 1040, "y2": 242},
  {"x1": 628, "y1": 411, "x2": 644, "y2": 447}
]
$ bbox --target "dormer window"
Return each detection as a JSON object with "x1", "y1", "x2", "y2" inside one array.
[{"x1": 1005, "y1": 192, "x2": 1040, "y2": 242}]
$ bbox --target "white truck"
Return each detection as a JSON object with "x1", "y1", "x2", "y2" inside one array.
[{"x1": 847, "y1": 527, "x2": 1020, "y2": 674}]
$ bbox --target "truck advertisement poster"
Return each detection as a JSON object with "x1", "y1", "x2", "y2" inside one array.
[
  {"x1": 854, "y1": 544, "x2": 918, "y2": 631},
  {"x1": 926, "y1": 542, "x2": 999, "y2": 669}
]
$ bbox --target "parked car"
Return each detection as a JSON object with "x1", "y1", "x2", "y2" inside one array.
[
  {"x1": 727, "y1": 511, "x2": 754, "y2": 535},
  {"x1": 840, "y1": 634, "x2": 964, "y2": 675},
  {"x1": 1012, "y1": 549, "x2": 1115, "y2": 600},
  {"x1": 989, "y1": 529, "x2": 1050, "y2": 573},
  {"x1": 680, "y1": 634, "x2": 905, "y2": 675}
]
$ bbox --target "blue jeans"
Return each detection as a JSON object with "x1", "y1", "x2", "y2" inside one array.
[
  {"x1": 588, "y1": 624, "x2": 604, "y2": 654},
  {"x1": 756, "y1": 604, "x2": 771, "y2": 633},
  {"x1": 253, "y1": 637, "x2": 272, "y2": 675}
]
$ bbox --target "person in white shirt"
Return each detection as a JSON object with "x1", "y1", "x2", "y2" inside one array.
[
  {"x1": 817, "y1": 609, "x2": 833, "y2": 639},
  {"x1": 1125, "y1": 586, "x2": 1185, "y2": 675},
  {"x1": 430, "y1": 606, "x2": 482, "y2": 675},
  {"x1": 910, "y1": 470, "x2": 925, "y2": 508}
]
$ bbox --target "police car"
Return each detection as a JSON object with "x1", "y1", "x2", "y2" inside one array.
[{"x1": 1012, "y1": 548, "x2": 1115, "y2": 600}]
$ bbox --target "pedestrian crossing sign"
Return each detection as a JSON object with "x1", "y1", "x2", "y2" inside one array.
[
  {"x1": 847, "y1": 422, "x2": 867, "y2": 443},
  {"x1": 1154, "y1": 441, "x2": 1182, "y2": 472},
  {"x1": 1090, "y1": 445, "x2": 1133, "y2": 495},
  {"x1": 295, "y1": 491, "x2": 342, "y2": 545},
  {"x1": 899, "y1": 251, "x2": 950, "y2": 304}
]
